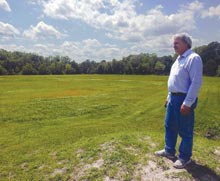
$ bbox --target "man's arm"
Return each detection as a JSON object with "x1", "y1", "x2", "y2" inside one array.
[{"x1": 181, "y1": 55, "x2": 203, "y2": 115}]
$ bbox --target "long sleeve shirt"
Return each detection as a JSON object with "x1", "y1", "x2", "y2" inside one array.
[{"x1": 167, "y1": 49, "x2": 203, "y2": 107}]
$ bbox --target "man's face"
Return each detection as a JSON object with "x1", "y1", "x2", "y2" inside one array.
[{"x1": 173, "y1": 37, "x2": 188, "y2": 55}]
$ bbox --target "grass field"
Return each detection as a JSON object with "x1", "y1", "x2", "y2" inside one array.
[{"x1": 0, "y1": 75, "x2": 220, "y2": 180}]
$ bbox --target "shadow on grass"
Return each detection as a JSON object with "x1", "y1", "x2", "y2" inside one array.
[{"x1": 185, "y1": 160, "x2": 220, "y2": 181}]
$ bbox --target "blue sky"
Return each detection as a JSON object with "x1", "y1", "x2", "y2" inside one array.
[{"x1": 0, "y1": 0, "x2": 220, "y2": 62}]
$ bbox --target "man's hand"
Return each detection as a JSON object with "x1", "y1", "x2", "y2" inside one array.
[
  {"x1": 180, "y1": 104, "x2": 190, "y2": 115},
  {"x1": 164, "y1": 100, "x2": 168, "y2": 108}
]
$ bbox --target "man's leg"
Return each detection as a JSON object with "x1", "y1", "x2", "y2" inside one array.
[
  {"x1": 164, "y1": 100, "x2": 178, "y2": 156},
  {"x1": 178, "y1": 110, "x2": 195, "y2": 161}
]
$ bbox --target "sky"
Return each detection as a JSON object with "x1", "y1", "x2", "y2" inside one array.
[{"x1": 0, "y1": 0, "x2": 220, "y2": 62}]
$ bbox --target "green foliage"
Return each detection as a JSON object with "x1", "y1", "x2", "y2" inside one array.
[
  {"x1": 0, "y1": 64, "x2": 7, "y2": 75},
  {"x1": 194, "y1": 42, "x2": 220, "y2": 76},
  {"x1": 65, "y1": 63, "x2": 74, "y2": 74},
  {"x1": 22, "y1": 63, "x2": 38, "y2": 75},
  {"x1": 216, "y1": 65, "x2": 220, "y2": 77},
  {"x1": 154, "y1": 61, "x2": 166, "y2": 74},
  {"x1": 39, "y1": 63, "x2": 51, "y2": 75},
  {"x1": 1, "y1": 41, "x2": 220, "y2": 76}
]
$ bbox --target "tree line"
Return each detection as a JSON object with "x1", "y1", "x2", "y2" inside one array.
[{"x1": 0, "y1": 41, "x2": 220, "y2": 76}]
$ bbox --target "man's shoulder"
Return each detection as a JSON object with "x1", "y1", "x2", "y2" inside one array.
[
  {"x1": 188, "y1": 51, "x2": 201, "y2": 60},
  {"x1": 186, "y1": 51, "x2": 203, "y2": 67}
]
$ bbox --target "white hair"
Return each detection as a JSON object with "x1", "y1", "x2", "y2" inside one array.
[{"x1": 174, "y1": 33, "x2": 192, "y2": 48}]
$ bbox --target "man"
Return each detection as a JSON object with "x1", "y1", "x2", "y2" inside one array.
[{"x1": 155, "y1": 33, "x2": 203, "y2": 169}]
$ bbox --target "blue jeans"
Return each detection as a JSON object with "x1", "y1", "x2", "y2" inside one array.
[{"x1": 164, "y1": 94, "x2": 197, "y2": 161}]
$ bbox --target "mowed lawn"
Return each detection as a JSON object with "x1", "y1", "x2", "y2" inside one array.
[{"x1": 0, "y1": 75, "x2": 219, "y2": 180}]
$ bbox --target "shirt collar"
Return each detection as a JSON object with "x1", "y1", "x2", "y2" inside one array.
[
  {"x1": 181, "y1": 49, "x2": 192, "y2": 58},
  {"x1": 177, "y1": 49, "x2": 192, "y2": 60}
]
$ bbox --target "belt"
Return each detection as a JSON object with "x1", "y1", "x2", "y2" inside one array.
[{"x1": 171, "y1": 92, "x2": 186, "y2": 96}]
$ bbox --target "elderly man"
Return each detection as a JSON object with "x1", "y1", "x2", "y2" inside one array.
[{"x1": 155, "y1": 33, "x2": 203, "y2": 169}]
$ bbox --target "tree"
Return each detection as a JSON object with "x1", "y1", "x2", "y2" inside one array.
[
  {"x1": 154, "y1": 61, "x2": 166, "y2": 75},
  {"x1": 204, "y1": 59, "x2": 218, "y2": 76},
  {"x1": 215, "y1": 65, "x2": 220, "y2": 77},
  {"x1": 22, "y1": 63, "x2": 38, "y2": 75},
  {"x1": 65, "y1": 63, "x2": 74, "y2": 74},
  {"x1": 124, "y1": 62, "x2": 133, "y2": 74},
  {"x1": 39, "y1": 63, "x2": 51, "y2": 75},
  {"x1": 49, "y1": 62, "x2": 65, "y2": 74},
  {"x1": 70, "y1": 61, "x2": 80, "y2": 74},
  {"x1": 0, "y1": 41, "x2": 220, "y2": 76},
  {"x1": 0, "y1": 64, "x2": 7, "y2": 75}
]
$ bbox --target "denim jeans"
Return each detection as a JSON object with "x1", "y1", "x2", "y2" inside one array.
[{"x1": 164, "y1": 94, "x2": 197, "y2": 161}]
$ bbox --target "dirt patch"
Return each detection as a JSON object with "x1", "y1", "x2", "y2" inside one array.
[
  {"x1": 67, "y1": 139, "x2": 220, "y2": 180},
  {"x1": 100, "y1": 141, "x2": 117, "y2": 153},
  {"x1": 214, "y1": 147, "x2": 220, "y2": 157},
  {"x1": 21, "y1": 162, "x2": 28, "y2": 171},
  {"x1": 138, "y1": 155, "x2": 220, "y2": 181},
  {"x1": 70, "y1": 158, "x2": 104, "y2": 180},
  {"x1": 139, "y1": 135, "x2": 157, "y2": 149},
  {"x1": 104, "y1": 176, "x2": 118, "y2": 181},
  {"x1": 133, "y1": 157, "x2": 190, "y2": 181},
  {"x1": 51, "y1": 167, "x2": 67, "y2": 178}
]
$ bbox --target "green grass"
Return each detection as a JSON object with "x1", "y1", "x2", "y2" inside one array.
[{"x1": 0, "y1": 75, "x2": 220, "y2": 180}]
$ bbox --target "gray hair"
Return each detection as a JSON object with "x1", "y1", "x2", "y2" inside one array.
[{"x1": 174, "y1": 33, "x2": 192, "y2": 48}]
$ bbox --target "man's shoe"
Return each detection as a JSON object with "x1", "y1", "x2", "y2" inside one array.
[
  {"x1": 154, "y1": 149, "x2": 175, "y2": 159},
  {"x1": 173, "y1": 159, "x2": 191, "y2": 169}
]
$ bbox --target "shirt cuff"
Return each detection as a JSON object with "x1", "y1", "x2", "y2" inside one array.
[{"x1": 183, "y1": 100, "x2": 193, "y2": 107}]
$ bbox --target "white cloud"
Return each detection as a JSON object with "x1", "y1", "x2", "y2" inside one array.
[
  {"x1": 34, "y1": 44, "x2": 49, "y2": 51},
  {"x1": 181, "y1": 0, "x2": 204, "y2": 11},
  {"x1": 27, "y1": 0, "x2": 42, "y2": 5},
  {"x1": 38, "y1": 0, "x2": 204, "y2": 43},
  {"x1": 40, "y1": 0, "x2": 138, "y2": 33},
  {"x1": 0, "y1": 44, "x2": 25, "y2": 52},
  {"x1": 60, "y1": 39, "x2": 124, "y2": 61},
  {"x1": 129, "y1": 34, "x2": 174, "y2": 55},
  {"x1": 0, "y1": 39, "x2": 123, "y2": 62},
  {"x1": 201, "y1": 5, "x2": 220, "y2": 18},
  {"x1": 0, "y1": 21, "x2": 20, "y2": 38},
  {"x1": 0, "y1": 0, "x2": 11, "y2": 12},
  {"x1": 23, "y1": 21, "x2": 65, "y2": 40},
  {"x1": 1, "y1": 0, "x2": 215, "y2": 62},
  {"x1": 18, "y1": 39, "x2": 127, "y2": 62}
]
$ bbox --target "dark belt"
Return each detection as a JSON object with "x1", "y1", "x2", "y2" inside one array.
[{"x1": 171, "y1": 92, "x2": 186, "y2": 96}]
